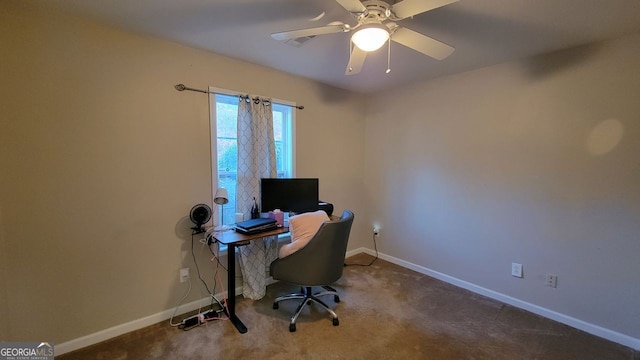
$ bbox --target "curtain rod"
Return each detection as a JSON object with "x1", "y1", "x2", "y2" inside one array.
[{"x1": 174, "y1": 84, "x2": 304, "y2": 110}]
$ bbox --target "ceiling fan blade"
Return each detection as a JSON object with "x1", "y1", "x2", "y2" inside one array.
[
  {"x1": 392, "y1": 0, "x2": 459, "y2": 19},
  {"x1": 335, "y1": 0, "x2": 367, "y2": 13},
  {"x1": 271, "y1": 25, "x2": 345, "y2": 41},
  {"x1": 345, "y1": 46, "x2": 367, "y2": 75},
  {"x1": 391, "y1": 27, "x2": 454, "y2": 60}
]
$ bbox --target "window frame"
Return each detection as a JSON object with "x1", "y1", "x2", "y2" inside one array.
[{"x1": 208, "y1": 86, "x2": 297, "y2": 231}]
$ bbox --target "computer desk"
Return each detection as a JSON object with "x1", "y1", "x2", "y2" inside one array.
[{"x1": 210, "y1": 226, "x2": 289, "y2": 334}]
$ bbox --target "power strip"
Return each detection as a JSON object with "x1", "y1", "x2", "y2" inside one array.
[{"x1": 179, "y1": 309, "x2": 224, "y2": 330}]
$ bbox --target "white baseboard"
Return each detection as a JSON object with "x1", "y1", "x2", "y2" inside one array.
[
  {"x1": 353, "y1": 247, "x2": 640, "y2": 351},
  {"x1": 57, "y1": 248, "x2": 639, "y2": 355},
  {"x1": 55, "y1": 287, "x2": 241, "y2": 356}
]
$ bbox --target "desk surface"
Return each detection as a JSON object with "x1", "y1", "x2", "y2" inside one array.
[
  {"x1": 211, "y1": 214, "x2": 339, "y2": 245},
  {"x1": 211, "y1": 226, "x2": 289, "y2": 245}
]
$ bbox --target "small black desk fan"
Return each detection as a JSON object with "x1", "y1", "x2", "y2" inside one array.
[{"x1": 189, "y1": 204, "x2": 212, "y2": 234}]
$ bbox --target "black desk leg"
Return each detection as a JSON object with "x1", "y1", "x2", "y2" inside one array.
[{"x1": 226, "y1": 243, "x2": 247, "y2": 333}]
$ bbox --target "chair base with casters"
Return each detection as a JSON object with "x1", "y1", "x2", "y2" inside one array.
[{"x1": 273, "y1": 285, "x2": 340, "y2": 332}]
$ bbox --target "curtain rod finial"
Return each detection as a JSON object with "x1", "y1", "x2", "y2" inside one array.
[{"x1": 175, "y1": 84, "x2": 186, "y2": 91}]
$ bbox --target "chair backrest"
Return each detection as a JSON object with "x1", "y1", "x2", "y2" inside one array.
[{"x1": 270, "y1": 210, "x2": 355, "y2": 286}]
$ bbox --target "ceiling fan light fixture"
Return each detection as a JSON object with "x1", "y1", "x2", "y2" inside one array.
[{"x1": 351, "y1": 24, "x2": 389, "y2": 52}]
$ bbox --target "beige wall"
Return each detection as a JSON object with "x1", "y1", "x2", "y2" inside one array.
[
  {"x1": 0, "y1": 1, "x2": 366, "y2": 343},
  {"x1": 364, "y1": 33, "x2": 640, "y2": 340}
]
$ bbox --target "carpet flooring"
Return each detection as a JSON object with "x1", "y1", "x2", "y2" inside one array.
[{"x1": 58, "y1": 253, "x2": 637, "y2": 359}]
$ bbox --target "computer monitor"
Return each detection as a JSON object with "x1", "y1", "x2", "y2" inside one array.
[{"x1": 260, "y1": 178, "x2": 319, "y2": 214}]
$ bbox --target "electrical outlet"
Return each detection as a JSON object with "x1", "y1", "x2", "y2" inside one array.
[
  {"x1": 511, "y1": 263, "x2": 523, "y2": 278},
  {"x1": 545, "y1": 274, "x2": 558, "y2": 288},
  {"x1": 373, "y1": 227, "x2": 379, "y2": 236},
  {"x1": 179, "y1": 268, "x2": 190, "y2": 283}
]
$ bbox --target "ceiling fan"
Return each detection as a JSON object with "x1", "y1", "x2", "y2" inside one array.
[{"x1": 271, "y1": 0, "x2": 459, "y2": 75}]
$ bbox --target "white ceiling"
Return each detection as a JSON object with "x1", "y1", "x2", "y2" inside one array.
[{"x1": 54, "y1": 0, "x2": 640, "y2": 94}]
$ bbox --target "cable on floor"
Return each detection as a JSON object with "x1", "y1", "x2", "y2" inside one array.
[{"x1": 345, "y1": 232, "x2": 378, "y2": 267}]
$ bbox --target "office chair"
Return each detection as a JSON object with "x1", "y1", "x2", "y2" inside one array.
[{"x1": 270, "y1": 210, "x2": 354, "y2": 332}]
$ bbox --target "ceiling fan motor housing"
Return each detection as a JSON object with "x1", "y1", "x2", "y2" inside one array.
[{"x1": 358, "y1": 1, "x2": 400, "y2": 23}]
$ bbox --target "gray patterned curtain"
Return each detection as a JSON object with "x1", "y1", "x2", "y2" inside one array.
[
  {"x1": 236, "y1": 97, "x2": 277, "y2": 217},
  {"x1": 236, "y1": 96, "x2": 279, "y2": 300}
]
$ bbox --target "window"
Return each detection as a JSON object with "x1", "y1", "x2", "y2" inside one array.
[{"x1": 210, "y1": 89, "x2": 295, "y2": 226}]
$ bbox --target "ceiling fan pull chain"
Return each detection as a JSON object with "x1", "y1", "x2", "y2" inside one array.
[
  {"x1": 348, "y1": 40, "x2": 353, "y2": 73},
  {"x1": 386, "y1": 37, "x2": 391, "y2": 74}
]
